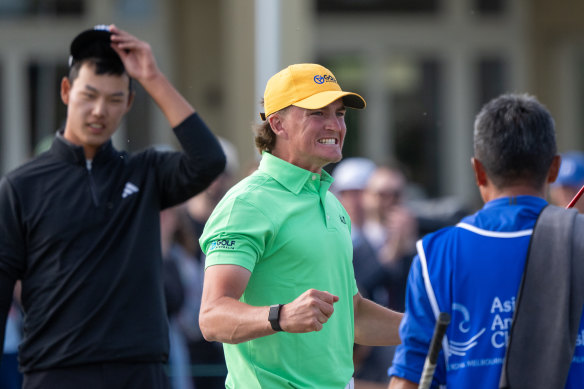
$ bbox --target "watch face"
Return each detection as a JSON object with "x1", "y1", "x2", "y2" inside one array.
[{"x1": 269, "y1": 304, "x2": 279, "y2": 320}]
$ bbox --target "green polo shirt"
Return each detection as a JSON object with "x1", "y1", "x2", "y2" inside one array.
[{"x1": 200, "y1": 152, "x2": 358, "y2": 388}]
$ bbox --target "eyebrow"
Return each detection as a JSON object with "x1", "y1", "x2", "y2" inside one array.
[{"x1": 85, "y1": 84, "x2": 126, "y2": 97}]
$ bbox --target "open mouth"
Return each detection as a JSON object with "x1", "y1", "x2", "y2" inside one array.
[
  {"x1": 318, "y1": 138, "x2": 337, "y2": 145},
  {"x1": 87, "y1": 123, "x2": 105, "y2": 133}
]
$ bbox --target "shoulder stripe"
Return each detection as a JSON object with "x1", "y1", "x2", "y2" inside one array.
[
  {"x1": 417, "y1": 239, "x2": 451, "y2": 361},
  {"x1": 456, "y1": 223, "x2": 533, "y2": 238}
]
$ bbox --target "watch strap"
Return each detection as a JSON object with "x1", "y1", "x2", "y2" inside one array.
[{"x1": 268, "y1": 304, "x2": 284, "y2": 332}]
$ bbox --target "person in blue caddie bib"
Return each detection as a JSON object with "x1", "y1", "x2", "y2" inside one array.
[{"x1": 388, "y1": 93, "x2": 584, "y2": 388}]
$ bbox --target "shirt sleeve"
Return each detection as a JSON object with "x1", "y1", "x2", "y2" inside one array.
[
  {"x1": 0, "y1": 177, "x2": 21, "y2": 360},
  {"x1": 156, "y1": 112, "x2": 226, "y2": 208},
  {"x1": 200, "y1": 196, "x2": 275, "y2": 273},
  {"x1": 0, "y1": 177, "x2": 26, "y2": 280},
  {"x1": 388, "y1": 254, "x2": 446, "y2": 387}
]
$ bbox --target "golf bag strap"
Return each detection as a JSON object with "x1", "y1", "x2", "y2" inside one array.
[{"x1": 499, "y1": 205, "x2": 584, "y2": 389}]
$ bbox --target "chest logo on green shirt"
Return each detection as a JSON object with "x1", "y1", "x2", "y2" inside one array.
[
  {"x1": 339, "y1": 215, "x2": 347, "y2": 224},
  {"x1": 209, "y1": 239, "x2": 237, "y2": 251}
]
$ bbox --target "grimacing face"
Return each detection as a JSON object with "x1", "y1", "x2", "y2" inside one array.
[
  {"x1": 276, "y1": 98, "x2": 347, "y2": 173},
  {"x1": 61, "y1": 63, "x2": 132, "y2": 159}
]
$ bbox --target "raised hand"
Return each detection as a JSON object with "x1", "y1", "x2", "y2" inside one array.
[
  {"x1": 108, "y1": 24, "x2": 160, "y2": 82},
  {"x1": 106, "y1": 25, "x2": 194, "y2": 126}
]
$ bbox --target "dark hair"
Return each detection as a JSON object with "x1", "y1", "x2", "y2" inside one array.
[
  {"x1": 68, "y1": 57, "x2": 133, "y2": 92},
  {"x1": 252, "y1": 120, "x2": 276, "y2": 155},
  {"x1": 252, "y1": 99, "x2": 290, "y2": 155},
  {"x1": 473, "y1": 93, "x2": 556, "y2": 188}
]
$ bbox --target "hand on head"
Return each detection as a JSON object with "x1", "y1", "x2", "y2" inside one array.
[{"x1": 108, "y1": 25, "x2": 160, "y2": 82}]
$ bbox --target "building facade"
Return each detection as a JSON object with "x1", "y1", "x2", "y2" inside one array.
[{"x1": 1, "y1": 0, "x2": 583, "y2": 208}]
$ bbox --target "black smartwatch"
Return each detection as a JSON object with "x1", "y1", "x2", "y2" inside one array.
[{"x1": 268, "y1": 304, "x2": 284, "y2": 332}]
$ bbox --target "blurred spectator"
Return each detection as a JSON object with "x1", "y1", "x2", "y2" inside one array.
[
  {"x1": 549, "y1": 151, "x2": 584, "y2": 212},
  {"x1": 331, "y1": 157, "x2": 382, "y2": 299},
  {"x1": 363, "y1": 165, "x2": 418, "y2": 312},
  {"x1": 408, "y1": 195, "x2": 471, "y2": 236},
  {"x1": 331, "y1": 158, "x2": 397, "y2": 389},
  {"x1": 183, "y1": 137, "x2": 238, "y2": 389},
  {"x1": 160, "y1": 206, "x2": 194, "y2": 389}
]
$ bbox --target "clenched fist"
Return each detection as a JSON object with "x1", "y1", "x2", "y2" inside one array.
[{"x1": 279, "y1": 289, "x2": 339, "y2": 333}]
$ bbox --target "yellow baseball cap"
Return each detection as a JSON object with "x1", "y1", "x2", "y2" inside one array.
[{"x1": 260, "y1": 63, "x2": 366, "y2": 120}]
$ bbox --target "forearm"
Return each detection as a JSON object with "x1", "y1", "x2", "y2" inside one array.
[
  {"x1": 388, "y1": 376, "x2": 418, "y2": 389},
  {"x1": 199, "y1": 265, "x2": 340, "y2": 343},
  {"x1": 199, "y1": 296, "x2": 275, "y2": 344},
  {"x1": 173, "y1": 112, "x2": 226, "y2": 177},
  {"x1": 354, "y1": 295, "x2": 403, "y2": 346}
]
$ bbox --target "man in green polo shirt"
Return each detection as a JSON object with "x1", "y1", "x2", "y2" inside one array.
[{"x1": 199, "y1": 63, "x2": 403, "y2": 388}]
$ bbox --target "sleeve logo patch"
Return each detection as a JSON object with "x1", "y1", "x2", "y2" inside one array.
[{"x1": 209, "y1": 239, "x2": 237, "y2": 251}]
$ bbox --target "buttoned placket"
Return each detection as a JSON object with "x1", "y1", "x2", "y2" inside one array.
[{"x1": 310, "y1": 173, "x2": 333, "y2": 229}]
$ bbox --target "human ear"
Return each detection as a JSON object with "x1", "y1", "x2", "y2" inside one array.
[
  {"x1": 60, "y1": 77, "x2": 71, "y2": 105},
  {"x1": 547, "y1": 155, "x2": 561, "y2": 183},
  {"x1": 268, "y1": 113, "x2": 289, "y2": 140},
  {"x1": 471, "y1": 157, "x2": 488, "y2": 186}
]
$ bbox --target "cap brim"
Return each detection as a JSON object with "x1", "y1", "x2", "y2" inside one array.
[
  {"x1": 260, "y1": 90, "x2": 366, "y2": 121},
  {"x1": 292, "y1": 90, "x2": 366, "y2": 111}
]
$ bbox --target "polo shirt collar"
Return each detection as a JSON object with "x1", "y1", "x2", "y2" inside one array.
[
  {"x1": 483, "y1": 195, "x2": 548, "y2": 210},
  {"x1": 259, "y1": 152, "x2": 333, "y2": 195},
  {"x1": 50, "y1": 130, "x2": 117, "y2": 166}
]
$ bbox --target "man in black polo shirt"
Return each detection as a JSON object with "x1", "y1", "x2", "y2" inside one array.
[{"x1": 0, "y1": 25, "x2": 225, "y2": 388}]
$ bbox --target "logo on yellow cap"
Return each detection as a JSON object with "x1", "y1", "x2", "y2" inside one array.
[{"x1": 314, "y1": 74, "x2": 337, "y2": 85}]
